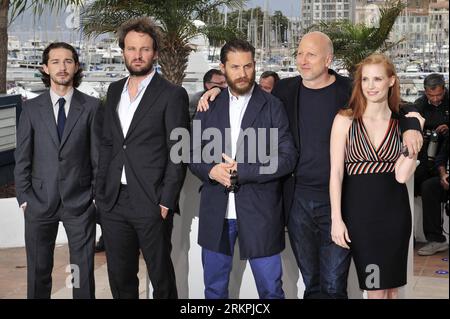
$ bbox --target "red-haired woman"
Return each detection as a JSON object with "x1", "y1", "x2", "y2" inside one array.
[{"x1": 329, "y1": 54, "x2": 424, "y2": 299}]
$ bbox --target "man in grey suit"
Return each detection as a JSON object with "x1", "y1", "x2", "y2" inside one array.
[{"x1": 14, "y1": 42, "x2": 101, "y2": 299}]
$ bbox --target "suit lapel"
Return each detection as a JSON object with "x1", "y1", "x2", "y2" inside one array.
[
  {"x1": 125, "y1": 72, "x2": 165, "y2": 139},
  {"x1": 235, "y1": 86, "x2": 266, "y2": 155},
  {"x1": 214, "y1": 90, "x2": 231, "y2": 157},
  {"x1": 240, "y1": 86, "x2": 265, "y2": 130},
  {"x1": 109, "y1": 78, "x2": 127, "y2": 141},
  {"x1": 60, "y1": 89, "x2": 83, "y2": 149},
  {"x1": 38, "y1": 91, "x2": 60, "y2": 148}
]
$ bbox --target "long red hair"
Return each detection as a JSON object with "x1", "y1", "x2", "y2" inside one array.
[{"x1": 344, "y1": 53, "x2": 401, "y2": 119}]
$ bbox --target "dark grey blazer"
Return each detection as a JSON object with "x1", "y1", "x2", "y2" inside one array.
[{"x1": 14, "y1": 89, "x2": 101, "y2": 218}]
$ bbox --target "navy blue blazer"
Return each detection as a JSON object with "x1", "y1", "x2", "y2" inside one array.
[{"x1": 189, "y1": 85, "x2": 298, "y2": 259}]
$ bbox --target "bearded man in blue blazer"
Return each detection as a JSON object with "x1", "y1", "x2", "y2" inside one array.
[{"x1": 189, "y1": 39, "x2": 298, "y2": 299}]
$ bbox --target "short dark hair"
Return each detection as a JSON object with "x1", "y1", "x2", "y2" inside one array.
[
  {"x1": 424, "y1": 73, "x2": 445, "y2": 90},
  {"x1": 260, "y1": 71, "x2": 280, "y2": 83},
  {"x1": 118, "y1": 17, "x2": 160, "y2": 51},
  {"x1": 40, "y1": 42, "x2": 83, "y2": 88},
  {"x1": 203, "y1": 69, "x2": 224, "y2": 89},
  {"x1": 220, "y1": 39, "x2": 255, "y2": 64}
]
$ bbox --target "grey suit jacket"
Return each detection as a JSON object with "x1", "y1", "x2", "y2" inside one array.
[{"x1": 14, "y1": 89, "x2": 101, "y2": 218}]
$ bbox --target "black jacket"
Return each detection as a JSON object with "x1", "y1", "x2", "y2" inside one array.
[
  {"x1": 96, "y1": 72, "x2": 190, "y2": 216},
  {"x1": 414, "y1": 89, "x2": 449, "y2": 166}
]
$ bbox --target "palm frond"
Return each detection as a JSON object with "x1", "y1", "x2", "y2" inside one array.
[
  {"x1": 80, "y1": 0, "x2": 246, "y2": 84},
  {"x1": 9, "y1": 0, "x2": 84, "y2": 24},
  {"x1": 308, "y1": 0, "x2": 406, "y2": 74}
]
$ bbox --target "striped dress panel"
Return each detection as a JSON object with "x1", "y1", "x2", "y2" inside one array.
[{"x1": 344, "y1": 117, "x2": 402, "y2": 175}]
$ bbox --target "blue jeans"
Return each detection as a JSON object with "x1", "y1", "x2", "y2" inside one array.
[
  {"x1": 287, "y1": 193, "x2": 351, "y2": 299},
  {"x1": 202, "y1": 219, "x2": 285, "y2": 299}
]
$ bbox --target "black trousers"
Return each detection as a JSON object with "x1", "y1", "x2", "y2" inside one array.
[
  {"x1": 100, "y1": 185, "x2": 177, "y2": 299},
  {"x1": 421, "y1": 176, "x2": 447, "y2": 243},
  {"x1": 24, "y1": 204, "x2": 96, "y2": 299},
  {"x1": 414, "y1": 163, "x2": 436, "y2": 197}
]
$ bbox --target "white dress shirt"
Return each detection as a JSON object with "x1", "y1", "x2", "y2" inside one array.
[
  {"x1": 225, "y1": 85, "x2": 254, "y2": 219},
  {"x1": 117, "y1": 70, "x2": 155, "y2": 184},
  {"x1": 50, "y1": 88, "x2": 74, "y2": 121}
]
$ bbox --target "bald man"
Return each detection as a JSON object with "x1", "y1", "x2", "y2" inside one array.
[
  {"x1": 271, "y1": 31, "x2": 422, "y2": 299},
  {"x1": 196, "y1": 31, "x2": 423, "y2": 299}
]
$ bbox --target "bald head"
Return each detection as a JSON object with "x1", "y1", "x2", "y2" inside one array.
[
  {"x1": 296, "y1": 31, "x2": 335, "y2": 88},
  {"x1": 300, "y1": 31, "x2": 334, "y2": 56}
]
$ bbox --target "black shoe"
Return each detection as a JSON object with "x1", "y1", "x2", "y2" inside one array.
[{"x1": 95, "y1": 236, "x2": 105, "y2": 253}]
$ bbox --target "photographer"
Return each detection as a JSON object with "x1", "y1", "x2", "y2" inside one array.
[
  {"x1": 414, "y1": 73, "x2": 449, "y2": 256},
  {"x1": 414, "y1": 73, "x2": 449, "y2": 196},
  {"x1": 417, "y1": 133, "x2": 449, "y2": 256}
]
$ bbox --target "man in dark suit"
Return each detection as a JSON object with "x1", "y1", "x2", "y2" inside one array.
[
  {"x1": 188, "y1": 69, "x2": 227, "y2": 120},
  {"x1": 14, "y1": 42, "x2": 100, "y2": 299},
  {"x1": 96, "y1": 18, "x2": 189, "y2": 299},
  {"x1": 189, "y1": 39, "x2": 298, "y2": 299}
]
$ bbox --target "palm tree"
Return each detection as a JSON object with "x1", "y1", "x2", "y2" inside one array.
[
  {"x1": 272, "y1": 10, "x2": 289, "y2": 44},
  {"x1": 81, "y1": 0, "x2": 246, "y2": 85},
  {"x1": 0, "y1": 0, "x2": 84, "y2": 93},
  {"x1": 202, "y1": 24, "x2": 245, "y2": 62},
  {"x1": 309, "y1": 0, "x2": 406, "y2": 75}
]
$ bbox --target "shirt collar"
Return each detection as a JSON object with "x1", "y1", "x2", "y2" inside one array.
[
  {"x1": 228, "y1": 84, "x2": 255, "y2": 103},
  {"x1": 49, "y1": 87, "x2": 74, "y2": 107},
  {"x1": 122, "y1": 69, "x2": 156, "y2": 94}
]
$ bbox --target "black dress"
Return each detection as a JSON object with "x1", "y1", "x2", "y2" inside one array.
[{"x1": 342, "y1": 114, "x2": 411, "y2": 290}]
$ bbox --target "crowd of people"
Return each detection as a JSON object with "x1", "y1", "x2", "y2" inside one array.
[{"x1": 13, "y1": 16, "x2": 447, "y2": 300}]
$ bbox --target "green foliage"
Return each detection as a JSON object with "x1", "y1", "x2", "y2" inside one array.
[
  {"x1": 272, "y1": 10, "x2": 288, "y2": 43},
  {"x1": 308, "y1": 0, "x2": 405, "y2": 74},
  {"x1": 9, "y1": 0, "x2": 84, "y2": 24},
  {"x1": 202, "y1": 24, "x2": 246, "y2": 48},
  {"x1": 80, "y1": 0, "x2": 247, "y2": 84},
  {"x1": 81, "y1": 0, "x2": 246, "y2": 42},
  {"x1": 224, "y1": 7, "x2": 289, "y2": 45},
  {"x1": 0, "y1": 0, "x2": 83, "y2": 93}
]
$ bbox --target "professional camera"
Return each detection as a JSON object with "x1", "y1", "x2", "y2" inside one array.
[{"x1": 424, "y1": 129, "x2": 439, "y2": 160}]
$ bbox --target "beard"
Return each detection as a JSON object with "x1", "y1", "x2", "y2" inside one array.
[
  {"x1": 50, "y1": 72, "x2": 73, "y2": 86},
  {"x1": 225, "y1": 71, "x2": 256, "y2": 95},
  {"x1": 125, "y1": 58, "x2": 154, "y2": 76}
]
